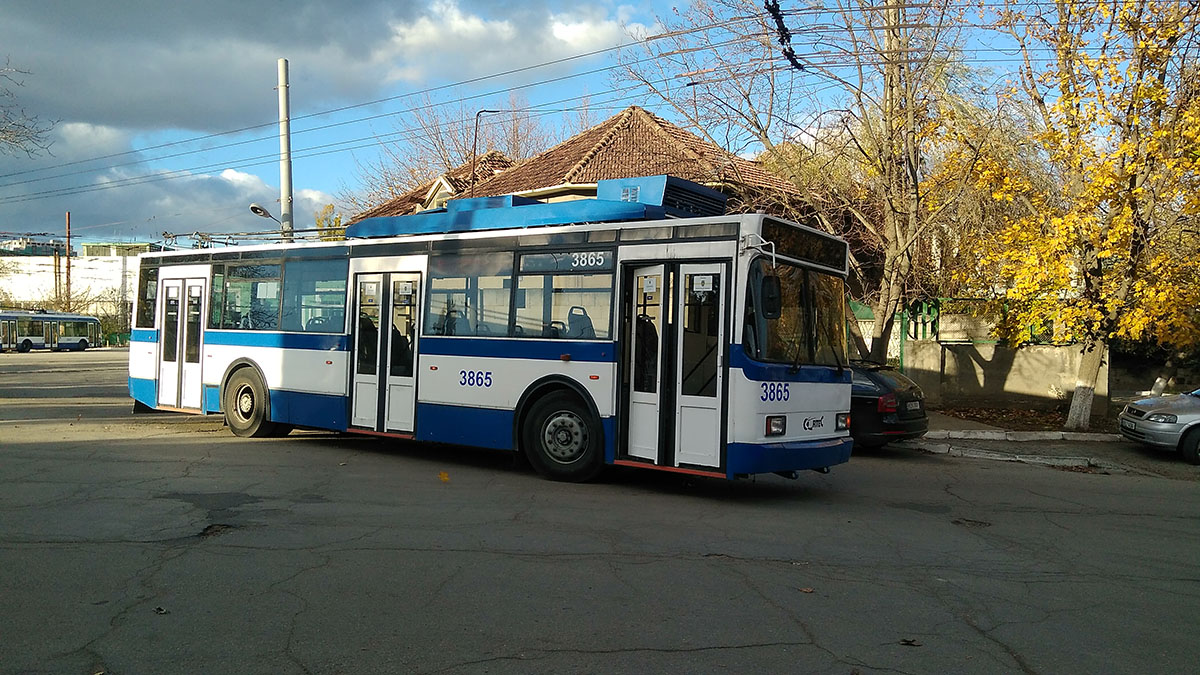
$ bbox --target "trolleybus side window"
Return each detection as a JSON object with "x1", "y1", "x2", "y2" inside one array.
[
  {"x1": 424, "y1": 252, "x2": 512, "y2": 337},
  {"x1": 222, "y1": 264, "x2": 281, "y2": 330},
  {"x1": 136, "y1": 267, "x2": 159, "y2": 328},
  {"x1": 280, "y1": 258, "x2": 348, "y2": 333},
  {"x1": 514, "y1": 251, "x2": 614, "y2": 340}
]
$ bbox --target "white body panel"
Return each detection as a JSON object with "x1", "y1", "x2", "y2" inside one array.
[
  {"x1": 728, "y1": 370, "x2": 850, "y2": 444},
  {"x1": 418, "y1": 353, "x2": 618, "y2": 416},
  {"x1": 202, "y1": 343, "x2": 350, "y2": 395}
]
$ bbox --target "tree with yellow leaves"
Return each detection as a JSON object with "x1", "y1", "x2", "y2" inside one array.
[{"x1": 978, "y1": 0, "x2": 1200, "y2": 429}]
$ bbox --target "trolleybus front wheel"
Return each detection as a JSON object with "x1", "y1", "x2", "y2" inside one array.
[
  {"x1": 522, "y1": 392, "x2": 603, "y2": 482},
  {"x1": 223, "y1": 368, "x2": 277, "y2": 438},
  {"x1": 18, "y1": 340, "x2": 31, "y2": 353}
]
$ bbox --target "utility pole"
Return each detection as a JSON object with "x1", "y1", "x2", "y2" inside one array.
[
  {"x1": 277, "y1": 58, "x2": 293, "y2": 241},
  {"x1": 65, "y1": 211, "x2": 71, "y2": 311}
]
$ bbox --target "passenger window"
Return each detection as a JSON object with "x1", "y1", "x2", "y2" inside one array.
[
  {"x1": 424, "y1": 253, "x2": 512, "y2": 337},
  {"x1": 135, "y1": 267, "x2": 159, "y2": 329},
  {"x1": 281, "y1": 258, "x2": 348, "y2": 333},
  {"x1": 515, "y1": 272, "x2": 613, "y2": 339},
  {"x1": 222, "y1": 264, "x2": 281, "y2": 330}
]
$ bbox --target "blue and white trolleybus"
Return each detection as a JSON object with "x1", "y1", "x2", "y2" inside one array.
[
  {"x1": 0, "y1": 310, "x2": 101, "y2": 352},
  {"x1": 128, "y1": 175, "x2": 853, "y2": 481}
]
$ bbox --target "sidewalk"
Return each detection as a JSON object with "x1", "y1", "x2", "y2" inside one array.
[
  {"x1": 898, "y1": 411, "x2": 1147, "y2": 474},
  {"x1": 924, "y1": 411, "x2": 1120, "y2": 442}
]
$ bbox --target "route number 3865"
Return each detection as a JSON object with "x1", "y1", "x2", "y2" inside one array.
[{"x1": 760, "y1": 382, "x2": 790, "y2": 402}]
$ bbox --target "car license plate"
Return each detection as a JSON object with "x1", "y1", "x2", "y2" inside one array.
[
  {"x1": 906, "y1": 401, "x2": 921, "y2": 411},
  {"x1": 1120, "y1": 419, "x2": 1136, "y2": 431}
]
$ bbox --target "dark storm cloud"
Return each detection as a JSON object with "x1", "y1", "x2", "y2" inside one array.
[{"x1": 1, "y1": 0, "x2": 422, "y2": 131}]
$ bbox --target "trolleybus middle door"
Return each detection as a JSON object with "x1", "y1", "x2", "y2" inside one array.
[
  {"x1": 627, "y1": 265, "x2": 666, "y2": 461},
  {"x1": 351, "y1": 271, "x2": 421, "y2": 433}
]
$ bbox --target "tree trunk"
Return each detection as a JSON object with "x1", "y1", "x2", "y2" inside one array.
[
  {"x1": 1149, "y1": 353, "x2": 1181, "y2": 397},
  {"x1": 1065, "y1": 342, "x2": 1106, "y2": 431},
  {"x1": 846, "y1": 299, "x2": 870, "y2": 360}
]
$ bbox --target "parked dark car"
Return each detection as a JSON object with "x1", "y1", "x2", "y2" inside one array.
[
  {"x1": 850, "y1": 360, "x2": 928, "y2": 448},
  {"x1": 1117, "y1": 388, "x2": 1200, "y2": 464}
]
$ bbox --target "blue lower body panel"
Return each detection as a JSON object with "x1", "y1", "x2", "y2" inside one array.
[
  {"x1": 726, "y1": 437, "x2": 854, "y2": 476},
  {"x1": 129, "y1": 377, "x2": 156, "y2": 408},
  {"x1": 195, "y1": 383, "x2": 350, "y2": 431},
  {"x1": 416, "y1": 403, "x2": 515, "y2": 450}
]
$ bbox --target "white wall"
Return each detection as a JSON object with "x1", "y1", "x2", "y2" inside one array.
[{"x1": 1, "y1": 256, "x2": 137, "y2": 316}]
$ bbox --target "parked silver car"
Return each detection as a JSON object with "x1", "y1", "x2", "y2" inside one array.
[{"x1": 1117, "y1": 388, "x2": 1200, "y2": 464}]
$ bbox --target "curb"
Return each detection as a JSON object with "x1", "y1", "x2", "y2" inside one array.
[
  {"x1": 923, "y1": 430, "x2": 1122, "y2": 442},
  {"x1": 899, "y1": 440, "x2": 1101, "y2": 469}
]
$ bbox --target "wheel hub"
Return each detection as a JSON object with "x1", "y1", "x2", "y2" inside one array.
[
  {"x1": 542, "y1": 411, "x2": 587, "y2": 463},
  {"x1": 236, "y1": 386, "x2": 254, "y2": 419}
]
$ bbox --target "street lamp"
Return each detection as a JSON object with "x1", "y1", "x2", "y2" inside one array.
[{"x1": 249, "y1": 203, "x2": 280, "y2": 223}]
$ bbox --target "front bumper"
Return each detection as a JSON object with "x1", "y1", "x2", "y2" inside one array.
[{"x1": 1117, "y1": 413, "x2": 1183, "y2": 448}]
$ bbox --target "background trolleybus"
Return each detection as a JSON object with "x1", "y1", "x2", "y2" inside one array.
[
  {"x1": 128, "y1": 175, "x2": 853, "y2": 481},
  {"x1": 0, "y1": 311, "x2": 102, "y2": 352}
]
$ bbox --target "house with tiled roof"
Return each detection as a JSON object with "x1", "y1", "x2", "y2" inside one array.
[
  {"x1": 468, "y1": 106, "x2": 800, "y2": 208},
  {"x1": 350, "y1": 106, "x2": 804, "y2": 223},
  {"x1": 349, "y1": 150, "x2": 516, "y2": 223}
]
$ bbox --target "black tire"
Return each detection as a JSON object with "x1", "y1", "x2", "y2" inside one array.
[
  {"x1": 223, "y1": 368, "x2": 277, "y2": 438},
  {"x1": 18, "y1": 340, "x2": 31, "y2": 353},
  {"x1": 1180, "y1": 429, "x2": 1200, "y2": 465},
  {"x1": 77, "y1": 339, "x2": 88, "y2": 351},
  {"x1": 268, "y1": 424, "x2": 294, "y2": 438},
  {"x1": 522, "y1": 392, "x2": 604, "y2": 482}
]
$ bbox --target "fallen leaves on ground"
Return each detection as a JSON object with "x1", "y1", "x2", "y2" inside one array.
[{"x1": 937, "y1": 406, "x2": 1118, "y2": 432}]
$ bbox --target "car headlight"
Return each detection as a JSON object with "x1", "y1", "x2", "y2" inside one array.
[{"x1": 1146, "y1": 413, "x2": 1178, "y2": 424}]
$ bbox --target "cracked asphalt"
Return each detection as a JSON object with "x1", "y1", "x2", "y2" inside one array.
[{"x1": 2, "y1": 350, "x2": 1198, "y2": 674}]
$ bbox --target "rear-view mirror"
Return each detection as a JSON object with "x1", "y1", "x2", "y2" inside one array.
[{"x1": 761, "y1": 276, "x2": 782, "y2": 320}]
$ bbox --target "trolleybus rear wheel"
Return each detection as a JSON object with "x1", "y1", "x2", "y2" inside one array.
[
  {"x1": 18, "y1": 340, "x2": 31, "y2": 353},
  {"x1": 522, "y1": 392, "x2": 603, "y2": 482},
  {"x1": 223, "y1": 368, "x2": 277, "y2": 438}
]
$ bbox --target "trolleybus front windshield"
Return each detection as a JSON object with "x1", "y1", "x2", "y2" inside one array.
[{"x1": 744, "y1": 258, "x2": 846, "y2": 367}]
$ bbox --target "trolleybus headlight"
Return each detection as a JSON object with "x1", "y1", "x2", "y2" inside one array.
[
  {"x1": 836, "y1": 413, "x2": 850, "y2": 431},
  {"x1": 766, "y1": 415, "x2": 787, "y2": 436}
]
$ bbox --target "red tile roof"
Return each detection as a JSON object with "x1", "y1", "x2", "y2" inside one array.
[
  {"x1": 469, "y1": 106, "x2": 800, "y2": 200},
  {"x1": 348, "y1": 150, "x2": 516, "y2": 223},
  {"x1": 349, "y1": 106, "x2": 803, "y2": 224}
]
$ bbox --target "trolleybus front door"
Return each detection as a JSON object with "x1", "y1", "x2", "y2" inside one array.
[
  {"x1": 157, "y1": 277, "x2": 206, "y2": 409},
  {"x1": 1, "y1": 319, "x2": 14, "y2": 350},
  {"x1": 625, "y1": 263, "x2": 727, "y2": 469},
  {"x1": 674, "y1": 264, "x2": 725, "y2": 467},
  {"x1": 351, "y1": 272, "x2": 421, "y2": 433}
]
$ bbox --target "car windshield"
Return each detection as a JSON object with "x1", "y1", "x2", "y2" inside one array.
[{"x1": 743, "y1": 258, "x2": 846, "y2": 367}]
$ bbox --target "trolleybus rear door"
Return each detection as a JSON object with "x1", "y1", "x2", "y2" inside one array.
[
  {"x1": 43, "y1": 321, "x2": 58, "y2": 349},
  {"x1": 157, "y1": 276, "x2": 207, "y2": 409},
  {"x1": 351, "y1": 271, "x2": 422, "y2": 433},
  {"x1": 627, "y1": 265, "x2": 666, "y2": 461},
  {"x1": 674, "y1": 264, "x2": 725, "y2": 468},
  {"x1": 1, "y1": 319, "x2": 14, "y2": 350}
]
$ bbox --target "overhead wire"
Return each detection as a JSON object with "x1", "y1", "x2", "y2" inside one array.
[{"x1": 2, "y1": 2, "x2": 1187, "y2": 215}]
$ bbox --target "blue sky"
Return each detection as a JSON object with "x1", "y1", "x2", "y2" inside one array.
[{"x1": 0, "y1": 0, "x2": 668, "y2": 245}]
